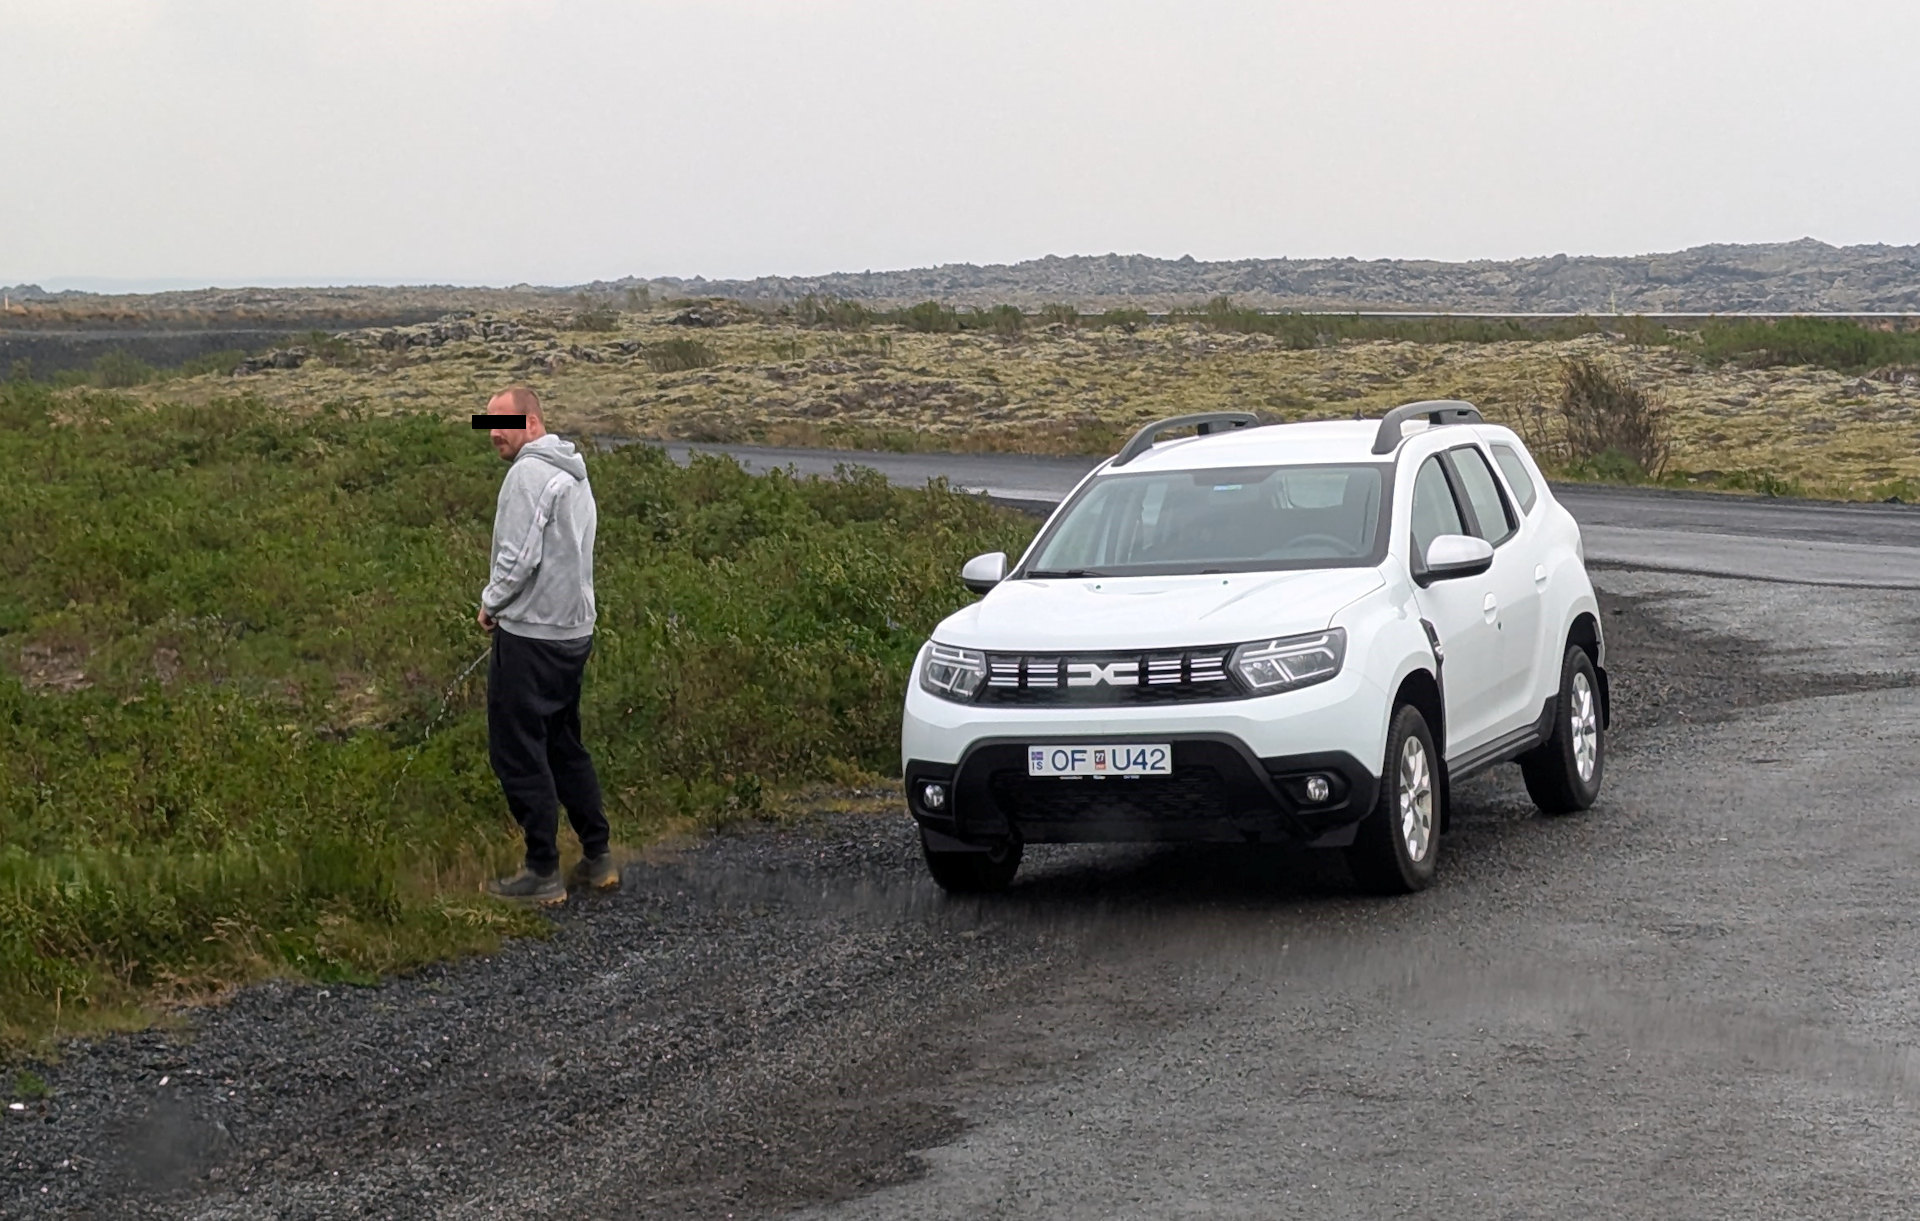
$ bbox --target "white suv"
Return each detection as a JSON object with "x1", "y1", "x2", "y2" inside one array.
[{"x1": 901, "y1": 402, "x2": 1609, "y2": 895}]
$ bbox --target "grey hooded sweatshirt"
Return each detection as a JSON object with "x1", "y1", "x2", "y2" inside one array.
[{"x1": 481, "y1": 434, "x2": 598, "y2": 641}]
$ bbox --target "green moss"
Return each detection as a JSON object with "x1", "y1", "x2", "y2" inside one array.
[{"x1": 97, "y1": 308, "x2": 1920, "y2": 502}]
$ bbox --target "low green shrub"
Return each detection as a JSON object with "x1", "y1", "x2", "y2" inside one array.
[
  {"x1": 1557, "y1": 356, "x2": 1672, "y2": 479},
  {"x1": 1711, "y1": 468, "x2": 1808, "y2": 498},
  {"x1": 571, "y1": 295, "x2": 621, "y2": 333},
  {"x1": 90, "y1": 349, "x2": 159, "y2": 389},
  {"x1": 963, "y1": 304, "x2": 1026, "y2": 337},
  {"x1": 895, "y1": 301, "x2": 960, "y2": 333},
  {"x1": 1688, "y1": 317, "x2": 1920, "y2": 374},
  {"x1": 792, "y1": 295, "x2": 874, "y2": 330},
  {"x1": 174, "y1": 348, "x2": 251, "y2": 378},
  {"x1": 645, "y1": 337, "x2": 719, "y2": 373},
  {"x1": 1563, "y1": 448, "x2": 1653, "y2": 485},
  {"x1": 0, "y1": 383, "x2": 1036, "y2": 1044}
]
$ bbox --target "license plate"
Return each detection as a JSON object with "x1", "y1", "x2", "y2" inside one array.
[{"x1": 1027, "y1": 744, "x2": 1172, "y2": 778}]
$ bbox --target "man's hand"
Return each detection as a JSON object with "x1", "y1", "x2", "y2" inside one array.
[{"x1": 478, "y1": 607, "x2": 496, "y2": 632}]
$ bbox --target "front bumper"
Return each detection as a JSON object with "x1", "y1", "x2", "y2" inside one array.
[{"x1": 906, "y1": 734, "x2": 1379, "y2": 850}]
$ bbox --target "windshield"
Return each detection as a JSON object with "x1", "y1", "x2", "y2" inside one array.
[{"x1": 1023, "y1": 463, "x2": 1390, "y2": 577}]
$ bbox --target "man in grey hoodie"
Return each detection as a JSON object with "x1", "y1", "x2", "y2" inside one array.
[{"x1": 478, "y1": 386, "x2": 617, "y2": 904}]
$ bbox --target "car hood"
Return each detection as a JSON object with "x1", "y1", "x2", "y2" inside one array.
[{"x1": 931, "y1": 567, "x2": 1385, "y2": 652}]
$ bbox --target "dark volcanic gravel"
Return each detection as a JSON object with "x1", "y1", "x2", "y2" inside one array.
[
  {"x1": 2, "y1": 826, "x2": 1082, "y2": 1220},
  {"x1": 1593, "y1": 587, "x2": 1919, "y2": 730},
  {"x1": 3, "y1": 581, "x2": 1916, "y2": 1219}
]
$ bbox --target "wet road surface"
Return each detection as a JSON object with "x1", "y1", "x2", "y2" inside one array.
[{"x1": 637, "y1": 441, "x2": 1920, "y2": 588}]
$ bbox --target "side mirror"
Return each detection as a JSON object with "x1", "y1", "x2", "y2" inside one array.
[
  {"x1": 1419, "y1": 534, "x2": 1494, "y2": 585},
  {"x1": 961, "y1": 551, "x2": 1008, "y2": 594}
]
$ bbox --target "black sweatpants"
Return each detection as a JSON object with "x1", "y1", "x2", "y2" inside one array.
[{"x1": 487, "y1": 628, "x2": 609, "y2": 874}]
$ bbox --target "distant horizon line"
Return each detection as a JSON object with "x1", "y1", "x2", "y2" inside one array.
[{"x1": 8, "y1": 235, "x2": 1918, "y2": 298}]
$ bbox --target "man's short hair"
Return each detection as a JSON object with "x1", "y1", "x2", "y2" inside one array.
[{"x1": 495, "y1": 385, "x2": 542, "y2": 420}]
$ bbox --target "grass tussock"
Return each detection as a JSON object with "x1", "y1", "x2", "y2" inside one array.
[
  {"x1": 570, "y1": 295, "x2": 622, "y2": 333},
  {"x1": 0, "y1": 381, "x2": 1036, "y2": 1047},
  {"x1": 645, "y1": 337, "x2": 719, "y2": 373}
]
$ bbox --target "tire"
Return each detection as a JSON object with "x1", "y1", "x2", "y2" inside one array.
[
  {"x1": 1346, "y1": 704, "x2": 1442, "y2": 895},
  {"x1": 1520, "y1": 645, "x2": 1605, "y2": 815},
  {"x1": 921, "y1": 833, "x2": 1023, "y2": 893}
]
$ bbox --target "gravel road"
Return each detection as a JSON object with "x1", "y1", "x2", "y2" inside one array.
[{"x1": 5, "y1": 569, "x2": 1920, "y2": 1219}]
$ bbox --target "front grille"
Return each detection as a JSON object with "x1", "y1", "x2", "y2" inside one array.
[
  {"x1": 979, "y1": 648, "x2": 1245, "y2": 705},
  {"x1": 988, "y1": 766, "x2": 1230, "y2": 821}
]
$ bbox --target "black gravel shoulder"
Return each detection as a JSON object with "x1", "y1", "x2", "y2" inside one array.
[
  {"x1": 1593, "y1": 587, "x2": 1918, "y2": 730},
  {"x1": 3, "y1": 819, "x2": 1081, "y2": 1219}
]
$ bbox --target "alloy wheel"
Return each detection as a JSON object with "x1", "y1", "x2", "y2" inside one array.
[
  {"x1": 1571, "y1": 670, "x2": 1599, "y2": 782},
  {"x1": 1398, "y1": 734, "x2": 1433, "y2": 862}
]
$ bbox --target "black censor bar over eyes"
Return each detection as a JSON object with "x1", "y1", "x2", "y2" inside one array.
[{"x1": 473, "y1": 414, "x2": 527, "y2": 429}]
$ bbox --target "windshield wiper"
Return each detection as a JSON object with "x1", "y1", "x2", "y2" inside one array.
[{"x1": 1025, "y1": 568, "x2": 1107, "y2": 579}]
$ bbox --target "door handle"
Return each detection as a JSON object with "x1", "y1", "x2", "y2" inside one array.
[
  {"x1": 1482, "y1": 591, "x2": 1498, "y2": 623},
  {"x1": 1534, "y1": 564, "x2": 1548, "y2": 586}
]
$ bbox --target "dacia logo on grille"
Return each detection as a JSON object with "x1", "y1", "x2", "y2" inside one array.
[{"x1": 1066, "y1": 660, "x2": 1139, "y2": 687}]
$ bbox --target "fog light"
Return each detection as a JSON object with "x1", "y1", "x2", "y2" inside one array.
[
  {"x1": 921, "y1": 783, "x2": 948, "y2": 812},
  {"x1": 1303, "y1": 775, "x2": 1331, "y2": 804}
]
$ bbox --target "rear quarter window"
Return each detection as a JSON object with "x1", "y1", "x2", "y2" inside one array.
[{"x1": 1491, "y1": 444, "x2": 1539, "y2": 515}]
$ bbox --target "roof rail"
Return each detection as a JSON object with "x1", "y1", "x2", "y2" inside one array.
[
  {"x1": 1112, "y1": 412, "x2": 1259, "y2": 467},
  {"x1": 1370, "y1": 400, "x2": 1484, "y2": 455}
]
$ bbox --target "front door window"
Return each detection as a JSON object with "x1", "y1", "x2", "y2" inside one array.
[{"x1": 1407, "y1": 454, "x2": 1502, "y2": 755}]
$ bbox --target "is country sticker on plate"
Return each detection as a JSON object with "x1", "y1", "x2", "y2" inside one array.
[{"x1": 1028, "y1": 744, "x2": 1172, "y2": 777}]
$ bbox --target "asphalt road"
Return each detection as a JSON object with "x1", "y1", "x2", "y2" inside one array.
[{"x1": 640, "y1": 441, "x2": 1920, "y2": 589}]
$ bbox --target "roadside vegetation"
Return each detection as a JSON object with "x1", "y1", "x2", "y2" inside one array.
[
  {"x1": 1542, "y1": 357, "x2": 1674, "y2": 484},
  {"x1": 0, "y1": 381, "x2": 1036, "y2": 1048}
]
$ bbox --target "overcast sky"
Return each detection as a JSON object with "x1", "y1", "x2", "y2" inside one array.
[{"x1": 5, "y1": 0, "x2": 1917, "y2": 291}]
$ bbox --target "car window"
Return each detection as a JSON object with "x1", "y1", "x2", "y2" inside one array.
[
  {"x1": 1024, "y1": 463, "x2": 1389, "y2": 576},
  {"x1": 1491, "y1": 443, "x2": 1538, "y2": 515},
  {"x1": 1409, "y1": 456, "x2": 1466, "y2": 561},
  {"x1": 1449, "y1": 445, "x2": 1517, "y2": 545}
]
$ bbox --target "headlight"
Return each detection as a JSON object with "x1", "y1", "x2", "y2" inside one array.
[
  {"x1": 1230, "y1": 628, "x2": 1346, "y2": 694},
  {"x1": 920, "y1": 643, "x2": 987, "y2": 701}
]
